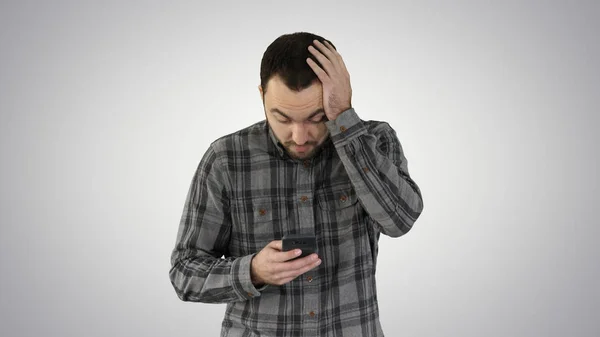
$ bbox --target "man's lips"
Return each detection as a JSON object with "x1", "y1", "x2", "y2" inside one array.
[{"x1": 295, "y1": 145, "x2": 309, "y2": 152}]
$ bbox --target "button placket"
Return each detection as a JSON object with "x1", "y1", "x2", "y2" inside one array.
[{"x1": 296, "y1": 156, "x2": 318, "y2": 329}]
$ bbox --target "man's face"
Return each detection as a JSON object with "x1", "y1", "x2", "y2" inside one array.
[{"x1": 259, "y1": 75, "x2": 329, "y2": 160}]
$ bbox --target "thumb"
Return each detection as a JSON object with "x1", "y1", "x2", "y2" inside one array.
[{"x1": 268, "y1": 240, "x2": 283, "y2": 252}]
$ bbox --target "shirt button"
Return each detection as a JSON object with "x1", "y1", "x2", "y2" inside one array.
[
  {"x1": 339, "y1": 126, "x2": 347, "y2": 133},
  {"x1": 258, "y1": 208, "x2": 267, "y2": 216},
  {"x1": 247, "y1": 292, "x2": 254, "y2": 297},
  {"x1": 308, "y1": 311, "x2": 316, "y2": 318},
  {"x1": 300, "y1": 196, "x2": 308, "y2": 202},
  {"x1": 307, "y1": 276, "x2": 313, "y2": 282},
  {"x1": 340, "y1": 195, "x2": 347, "y2": 202},
  {"x1": 363, "y1": 167, "x2": 370, "y2": 173},
  {"x1": 303, "y1": 160, "x2": 311, "y2": 168}
]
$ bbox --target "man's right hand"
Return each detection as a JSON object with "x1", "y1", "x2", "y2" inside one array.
[{"x1": 250, "y1": 240, "x2": 321, "y2": 286}]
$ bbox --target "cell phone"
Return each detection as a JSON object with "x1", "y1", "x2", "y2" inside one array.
[{"x1": 282, "y1": 234, "x2": 316, "y2": 260}]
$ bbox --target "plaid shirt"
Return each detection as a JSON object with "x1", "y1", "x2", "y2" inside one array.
[{"x1": 170, "y1": 108, "x2": 424, "y2": 336}]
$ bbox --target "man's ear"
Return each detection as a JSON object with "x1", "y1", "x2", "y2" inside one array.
[{"x1": 258, "y1": 84, "x2": 263, "y2": 99}]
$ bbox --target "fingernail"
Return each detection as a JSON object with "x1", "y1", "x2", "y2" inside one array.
[
  {"x1": 295, "y1": 249, "x2": 302, "y2": 256},
  {"x1": 316, "y1": 259, "x2": 322, "y2": 265}
]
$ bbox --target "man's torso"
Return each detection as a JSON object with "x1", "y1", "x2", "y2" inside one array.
[{"x1": 211, "y1": 120, "x2": 385, "y2": 337}]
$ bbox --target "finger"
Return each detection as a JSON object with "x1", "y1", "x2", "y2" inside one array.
[
  {"x1": 318, "y1": 40, "x2": 345, "y2": 70},
  {"x1": 313, "y1": 39, "x2": 336, "y2": 60},
  {"x1": 271, "y1": 248, "x2": 302, "y2": 263},
  {"x1": 306, "y1": 58, "x2": 329, "y2": 83},
  {"x1": 274, "y1": 253, "x2": 319, "y2": 272},
  {"x1": 323, "y1": 40, "x2": 343, "y2": 60},
  {"x1": 277, "y1": 257, "x2": 322, "y2": 280},
  {"x1": 308, "y1": 45, "x2": 334, "y2": 75},
  {"x1": 337, "y1": 52, "x2": 349, "y2": 73},
  {"x1": 321, "y1": 40, "x2": 348, "y2": 73},
  {"x1": 268, "y1": 240, "x2": 283, "y2": 251}
]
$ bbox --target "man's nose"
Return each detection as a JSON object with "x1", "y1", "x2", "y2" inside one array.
[{"x1": 291, "y1": 123, "x2": 309, "y2": 145}]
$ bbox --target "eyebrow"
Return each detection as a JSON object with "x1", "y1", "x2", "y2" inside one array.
[{"x1": 270, "y1": 107, "x2": 326, "y2": 121}]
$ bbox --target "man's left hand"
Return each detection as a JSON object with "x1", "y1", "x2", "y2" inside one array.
[{"x1": 307, "y1": 39, "x2": 352, "y2": 121}]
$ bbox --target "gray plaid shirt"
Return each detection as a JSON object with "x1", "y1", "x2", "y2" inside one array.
[{"x1": 169, "y1": 108, "x2": 424, "y2": 336}]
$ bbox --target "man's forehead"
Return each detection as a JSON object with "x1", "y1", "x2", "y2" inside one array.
[{"x1": 265, "y1": 79, "x2": 323, "y2": 115}]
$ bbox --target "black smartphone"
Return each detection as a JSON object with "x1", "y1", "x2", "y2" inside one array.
[{"x1": 282, "y1": 234, "x2": 316, "y2": 260}]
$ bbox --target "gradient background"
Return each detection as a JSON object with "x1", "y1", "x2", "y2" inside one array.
[{"x1": 1, "y1": 1, "x2": 599, "y2": 336}]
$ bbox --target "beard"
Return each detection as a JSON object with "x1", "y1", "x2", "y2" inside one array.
[
  {"x1": 283, "y1": 142, "x2": 321, "y2": 160},
  {"x1": 266, "y1": 123, "x2": 328, "y2": 160}
]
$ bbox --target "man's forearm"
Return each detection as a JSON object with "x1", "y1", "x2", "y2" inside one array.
[
  {"x1": 169, "y1": 251, "x2": 263, "y2": 303},
  {"x1": 326, "y1": 108, "x2": 424, "y2": 237}
]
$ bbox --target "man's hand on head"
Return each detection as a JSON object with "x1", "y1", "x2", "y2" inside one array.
[{"x1": 306, "y1": 39, "x2": 353, "y2": 121}]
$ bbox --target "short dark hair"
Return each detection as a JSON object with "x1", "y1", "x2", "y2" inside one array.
[{"x1": 260, "y1": 32, "x2": 336, "y2": 95}]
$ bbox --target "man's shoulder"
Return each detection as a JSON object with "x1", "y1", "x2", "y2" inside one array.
[{"x1": 209, "y1": 119, "x2": 269, "y2": 156}]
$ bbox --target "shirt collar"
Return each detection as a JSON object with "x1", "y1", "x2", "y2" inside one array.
[{"x1": 267, "y1": 121, "x2": 287, "y2": 158}]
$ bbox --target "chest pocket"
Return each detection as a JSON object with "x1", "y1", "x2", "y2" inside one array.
[
  {"x1": 230, "y1": 196, "x2": 288, "y2": 246},
  {"x1": 317, "y1": 187, "x2": 358, "y2": 211},
  {"x1": 316, "y1": 186, "x2": 359, "y2": 233}
]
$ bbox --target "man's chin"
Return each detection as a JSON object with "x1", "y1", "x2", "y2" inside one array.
[
  {"x1": 288, "y1": 151, "x2": 312, "y2": 160},
  {"x1": 286, "y1": 144, "x2": 324, "y2": 160}
]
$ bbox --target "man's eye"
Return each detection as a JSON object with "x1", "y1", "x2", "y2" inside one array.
[
  {"x1": 278, "y1": 119, "x2": 291, "y2": 124},
  {"x1": 311, "y1": 116, "x2": 326, "y2": 123}
]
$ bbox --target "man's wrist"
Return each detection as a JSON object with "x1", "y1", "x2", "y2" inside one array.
[
  {"x1": 327, "y1": 106, "x2": 352, "y2": 121},
  {"x1": 250, "y1": 255, "x2": 265, "y2": 287}
]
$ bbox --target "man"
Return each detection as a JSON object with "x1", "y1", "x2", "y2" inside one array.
[{"x1": 169, "y1": 32, "x2": 424, "y2": 336}]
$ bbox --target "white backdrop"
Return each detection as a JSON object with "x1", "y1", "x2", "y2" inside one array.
[{"x1": 1, "y1": 1, "x2": 599, "y2": 336}]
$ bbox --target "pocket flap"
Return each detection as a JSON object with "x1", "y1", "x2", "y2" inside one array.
[
  {"x1": 317, "y1": 187, "x2": 358, "y2": 211},
  {"x1": 231, "y1": 196, "x2": 288, "y2": 223}
]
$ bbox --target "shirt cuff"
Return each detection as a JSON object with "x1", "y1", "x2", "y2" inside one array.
[
  {"x1": 231, "y1": 253, "x2": 268, "y2": 300},
  {"x1": 325, "y1": 108, "x2": 366, "y2": 142}
]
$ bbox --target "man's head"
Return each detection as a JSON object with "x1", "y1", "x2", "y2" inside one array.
[{"x1": 258, "y1": 32, "x2": 337, "y2": 160}]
